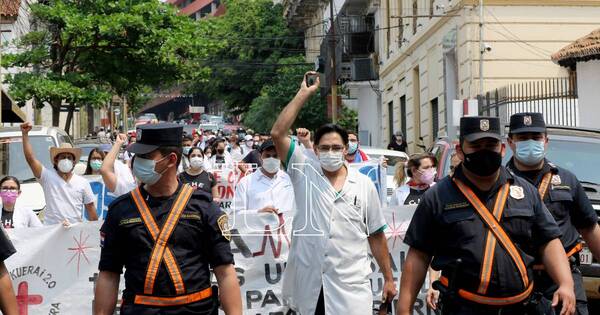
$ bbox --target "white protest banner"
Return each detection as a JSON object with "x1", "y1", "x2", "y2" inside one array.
[
  {"x1": 210, "y1": 164, "x2": 257, "y2": 213},
  {"x1": 2, "y1": 208, "x2": 437, "y2": 314},
  {"x1": 5, "y1": 222, "x2": 104, "y2": 315}
]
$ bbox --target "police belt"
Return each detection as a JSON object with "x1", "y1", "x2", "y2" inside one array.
[
  {"x1": 130, "y1": 185, "x2": 213, "y2": 307},
  {"x1": 444, "y1": 179, "x2": 534, "y2": 306}
]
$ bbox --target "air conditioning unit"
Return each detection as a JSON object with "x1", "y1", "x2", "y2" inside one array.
[
  {"x1": 340, "y1": 62, "x2": 352, "y2": 81},
  {"x1": 351, "y1": 58, "x2": 377, "y2": 81}
]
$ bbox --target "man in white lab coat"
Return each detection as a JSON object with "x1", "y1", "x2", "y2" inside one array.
[{"x1": 271, "y1": 72, "x2": 396, "y2": 315}]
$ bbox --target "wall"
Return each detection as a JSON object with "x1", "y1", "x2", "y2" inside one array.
[
  {"x1": 577, "y1": 60, "x2": 600, "y2": 129},
  {"x1": 378, "y1": 1, "x2": 600, "y2": 151}
]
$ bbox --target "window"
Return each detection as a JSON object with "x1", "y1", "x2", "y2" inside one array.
[
  {"x1": 400, "y1": 95, "x2": 407, "y2": 138},
  {"x1": 388, "y1": 101, "x2": 394, "y2": 142},
  {"x1": 412, "y1": 0, "x2": 418, "y2": 35},
  {"x1": 431, "y1": 98, "x2": 439, "y2": 140}
]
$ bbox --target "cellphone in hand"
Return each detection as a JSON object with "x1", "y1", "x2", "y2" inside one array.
[{"x1": 305, "y1": 73, "x2": 318, "y2": 87}]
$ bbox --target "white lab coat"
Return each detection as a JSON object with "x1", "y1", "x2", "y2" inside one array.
[
  {"x1": 0, "y1": 202, "x2": 43, "y2": 229},
  {"x1": 281, "y1": 141, "x2": 386, "y2": 315}
]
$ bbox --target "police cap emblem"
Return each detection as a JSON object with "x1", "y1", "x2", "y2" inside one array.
[
  {"x1": 480, "y1": 119, "x2": 490, "y2": 131},
  {"x1": 524, "y1": 115, "x2": 532, "y2": 126}
]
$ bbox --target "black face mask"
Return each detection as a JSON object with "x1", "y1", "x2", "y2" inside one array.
[
  {"x1": 463, "y1": 149, "x2": 502, "y2": 177},
  {"x1": 216, "y1": 149, "x2": 225, "y2": 155}
]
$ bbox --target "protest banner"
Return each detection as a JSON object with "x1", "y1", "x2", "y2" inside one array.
[{"x1": 4, "y1": 205, "x2": 436, "y2": 314}]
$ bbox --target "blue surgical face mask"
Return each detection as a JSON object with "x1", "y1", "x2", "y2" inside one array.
[
  {"x1": 183, "y1": 146, "x2": 192, "y2": 155},
  {"x1": 515, "y1": 139, "x2": 546, "y2": 166},
  {"x1": 348, "y1": 142, "x2": 358, "y2": 154},
  {"x1": 133, "y1": 155, "x2": 169, "y2": 185}
]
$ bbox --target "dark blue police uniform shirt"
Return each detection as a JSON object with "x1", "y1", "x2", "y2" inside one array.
[
  {"x1": 98, "y1": 184, "x2": 234, "y2": 305},
  {"x1": 507, "y1": 158, "x2": 599, "y2": 251},
  {"x1": 404, "y1": 166, "x2": 561, "y2": 297}
]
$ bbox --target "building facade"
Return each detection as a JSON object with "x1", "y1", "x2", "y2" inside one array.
[
  {"x1": 167, "y1": 0, "x2": 225, "y2": 20},
  {"x1": 379, "y1": 0, "x2": 600, "y2": 152}
]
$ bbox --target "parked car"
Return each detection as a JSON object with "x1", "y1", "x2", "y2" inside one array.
[
  {"x1": 429, "y1": 125, "x2": 600, "y2": 299},
  {"x1": 134, "y1": 113, "x2": 158, "y2": 126},
  {"x1": 361, "y1": 147, "x2": 409, "y2": 199},
  {"x1": 0, "y1": 126, "x2": 75, "y2": 215}
]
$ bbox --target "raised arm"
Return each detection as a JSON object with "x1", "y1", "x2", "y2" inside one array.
[
  {"x1": 271, "y1": 71, "x2": 320, "y2": 163},
  {"x1": 100, "y1": 134, "x2": 126, "y2": 193},
  {"x1": 20, "y1": 122, "x2": 43, "y2": 179}
]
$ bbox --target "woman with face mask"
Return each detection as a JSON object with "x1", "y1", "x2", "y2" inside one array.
[
  {"x1": 390, "y1": 153, "x2": 437, "y2": 206},
  {"x1": 0, "y1": 176, "x2": 42, "y2": 229},
  {"x1": 178, "y1": 147, "x2": 219, "y2": 201},
  {"x1": 85, "y1": 148, "x2": 106, "y2": 175}
]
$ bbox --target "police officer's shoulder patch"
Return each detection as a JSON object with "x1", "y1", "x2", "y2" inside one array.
[{"x1": 217, "y1": 214, "x2": 231, "y2": 241}]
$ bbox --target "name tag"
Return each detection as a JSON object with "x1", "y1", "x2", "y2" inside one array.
[{"x1": 444, "y1": 202, "x2": 470, "y2": 210}]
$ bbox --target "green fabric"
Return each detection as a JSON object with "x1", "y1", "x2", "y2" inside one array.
[
  {"x1": 284, "y1": 138, "x2": 296, "y2": 171},
  {"x1": 370, "y1": 224, "x2": 387, "y2": 236}
]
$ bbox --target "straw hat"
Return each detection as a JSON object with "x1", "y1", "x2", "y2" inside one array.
[{"x1": 49, "y1": 143, "x2": 82, "y2": 163}]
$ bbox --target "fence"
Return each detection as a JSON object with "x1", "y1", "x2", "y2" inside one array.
[{"x1": 479, "y1": 77, "x2": 579, "y2": 127}]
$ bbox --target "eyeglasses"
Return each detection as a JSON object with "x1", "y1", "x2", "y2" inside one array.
[
  {"x1": 317, "y1": 145, "x2": 344, "y2": 152},
  {"x1": 0, "y1": 188, "x2": 18, "y2": 193}
]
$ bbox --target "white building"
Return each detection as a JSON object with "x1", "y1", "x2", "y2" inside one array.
[
  {"x1": 552, "y1": 28, "x2": 600, "y2": 130},
  {"x1": 378, "y1": 0, "x2": 600, "y2": 152}
]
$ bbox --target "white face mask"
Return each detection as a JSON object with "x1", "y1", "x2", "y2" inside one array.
[
  {"x1": 319, "y1": 151, "x2": 344, "y2": 172},
  {"x1": 262, "y1": 157, "x2": 281, "y2": 174},
  {"x1": 57, "y1": 159, "x2": 74, "y2": 173},
  {"x1": 246, "y1": 141, "x2": 254, "y2": 148},
  {"x1": 189, "y1": 157, "x2": 204, "y2": 170}
]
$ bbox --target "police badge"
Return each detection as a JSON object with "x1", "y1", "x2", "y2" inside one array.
[
  {"x1": 510, "y1": 186, "x2": 525, "y2": 200},
  {"x1": 480, "y1": 119, "x2": 490, "y2": 131},
  {"x1": 551, "y1": 175, "x2": 562, "y2": 186}
]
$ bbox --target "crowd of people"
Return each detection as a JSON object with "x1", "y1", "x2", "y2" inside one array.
[{"x1": 0, "y1": 71, "x2": 597, "y2": 315}]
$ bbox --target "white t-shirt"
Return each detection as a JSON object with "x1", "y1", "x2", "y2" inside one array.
[
  {"x1": 112, "y1": 160, "x2": 137, "y2": 197},
  {"x1": 39, "y1": 167, "x2": 95, "y2": 225}
]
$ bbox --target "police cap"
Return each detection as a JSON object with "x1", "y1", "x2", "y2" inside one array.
[
  {"x1": 128, "y1": 123, "x2": 183, "y2": 154},
  {"x1": 509, "y1": 112, "x2": 546, "y2": 134},
  {"x1": 460, "y1": 116, "x2": 501, "y2": 142}
]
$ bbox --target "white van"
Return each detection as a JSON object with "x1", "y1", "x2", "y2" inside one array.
[{"x1": 0, "y1": 126, "x2": 74, "y2": 214}]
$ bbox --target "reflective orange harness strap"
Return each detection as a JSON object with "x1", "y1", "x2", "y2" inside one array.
[
  {"x1": 131, "y1": 185, "x2": 194, "y2": 297},
  {"x1": 538, "y1": 172, "x2": 552, "y2": 200},
  {"x1": 440, "y1": 276, "x2": 534, "y2": 306},
  {"x1": 477, "y1": 183, "x2": 510, "y2": 295},
  {"x1": 532, "y1": 172, "x2": 583, "y2": 271},
  {"x1": 451, "y1": 179, "x2": 531, "y2": 305}
]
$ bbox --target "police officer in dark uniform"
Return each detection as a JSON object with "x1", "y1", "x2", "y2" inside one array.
[
  {"x1": 0, "y1": 227, "x2": 17, "y2": 313},
  {"x1": 94, "y1": 124, "x2": 242, "y2": 315},
  {"x1": 506, "y1": 112, "x2": 600, "y2": 315},
  {"x1": 397, "y1": 117, "x2": 576, "y2": 315}
]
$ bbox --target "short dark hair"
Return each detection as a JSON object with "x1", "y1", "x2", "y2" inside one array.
[
  {"x1": 188, "y1": 147, "x2": 204, "y2": 157},
  {"x1": 158, "y1": 146, "x2": 183, "y2": 165},
  {"x1": 406, "y1": 153, "x2": 437, "y2": 177},
  {"x1": 0, "y1": 176, "x2": 20, "y2": 191},
  {"x1": 314, "y1": 124, "x2": 349, "y2": 146},
  {"x1": 182, "y1": 135, "x2": 193, "y2": 143}
]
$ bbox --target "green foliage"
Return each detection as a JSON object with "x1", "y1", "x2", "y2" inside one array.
[
  {"x1": 195, "y1": 0, "x2": 306, "y2": 115},
  {"x1": 243, "y1": 56, "x2": 328, "y2": 133},
  {"x1": 337, "y1": 106, "x2": 359, "y2": 134},
  {"x1": 3, "y1": 0, "x2": 216, "y2": 130}
]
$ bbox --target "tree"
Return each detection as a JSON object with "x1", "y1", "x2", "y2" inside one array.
[
  {"x1": 243, "y1": 56, "x2": 328, "y2": 133},
  {"x1": 195, "y1": 0, "x2": 306, "y2": 115},
  {"x1": 2, "y1": 0, "x2": 216, "y2": 134}
]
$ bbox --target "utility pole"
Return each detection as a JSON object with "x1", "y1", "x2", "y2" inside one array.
[
  {"x1": 478, "y1": 0, "x2": 484, "y2": 96},
  {"x1": 329, "y1": 0, "x2": 338, "y2": 124}
]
